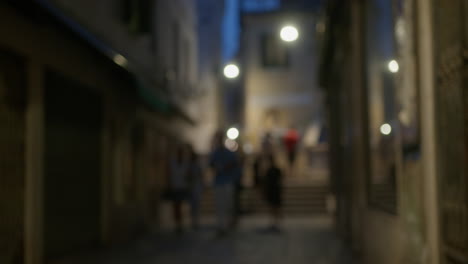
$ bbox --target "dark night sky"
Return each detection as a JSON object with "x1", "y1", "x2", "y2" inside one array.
[{"x1": 222, "y1": 0, "x2": 282, "y2": 62}]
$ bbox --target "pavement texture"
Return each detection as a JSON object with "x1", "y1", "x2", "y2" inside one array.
[{"x1": 51, "y1": 216, "x2": 356, "y2": 264}]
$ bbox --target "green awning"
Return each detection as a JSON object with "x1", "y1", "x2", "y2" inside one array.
[
  {"x1": 133, "y1": 76, "x2": 171, "y2": 113},
  {"x1": 132, "y1": 75, "x2": 196, "y2": 125}
]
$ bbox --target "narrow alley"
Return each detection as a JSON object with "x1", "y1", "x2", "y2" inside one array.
[
  {"x1": 51, "y1": 217, "x2": 353, "y2": 264},
  {"x1": 1, "y1": 0, "x2": 468, "y2": 264}
]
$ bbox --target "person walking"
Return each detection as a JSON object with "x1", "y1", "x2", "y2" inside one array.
[
  {"x1": 252, "y1": 152, "x2": 266, "y2": 213},
  {"x1": 167, "y1": 145, "x2": 189, "y2": 234},
  {"x1": 209, "y1": 131, "x2": 238, "y2": 237},
  {"x1": 283, "y1": 127, "x2": 299, "y2": 177},
  {"x1": 187, "y1": 144, "x2": 203, "y2": 230},
  {"x1": 263, "y1": 155, "x2": 283, "y2": 231},
  {"x1": 232, "y1": 149, "x2": 244, "y2": 228}
]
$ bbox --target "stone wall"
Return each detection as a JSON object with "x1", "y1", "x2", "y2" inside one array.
[{"x1": 0, "y1": 47, "x2": 26, "y2": 264}]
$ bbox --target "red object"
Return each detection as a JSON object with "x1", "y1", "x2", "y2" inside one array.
[{"x1": 283, "y1": 129, "x2": 299, "y2": 152}]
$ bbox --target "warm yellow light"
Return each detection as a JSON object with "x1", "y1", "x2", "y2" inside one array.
[
  {"x1": 243, "y1": 143, "x2": 253, "y2": 154},
  {"x1": 113, "y1": 54, "x2": 128, "y2": 67},
  {"x1": 280, "y1": 26, "x2": 299, "y2": 42},
  {"x1": 388, "y1": 60, "x2": 399, "y2": 73},
  {"x1": 223, "y1": 64, "x2": 240, "y2": 79},
  {"x1": 224, "y1": 139, "x2": 239, "y2": 152}
]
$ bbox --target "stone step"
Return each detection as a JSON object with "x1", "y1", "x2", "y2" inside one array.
[
  {"x1": 201, "y1": 207, "x2": 328, "y2": 215},
  {"x1": 201, "y1": 186, "x2": 329, "y2": 194},
  {"x1": 201, "y1": 198, "x2": 326, "y2": 206},
  {"x1": 200, "y1": 210, "x2": 328, "y2": 216},
  {"x1": 200, "y1": 185, "x2": 330, "y2": 215}
]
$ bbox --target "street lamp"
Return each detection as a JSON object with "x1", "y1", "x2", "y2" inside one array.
[
  {"x1": 380, "y1": 123, "x2": 392, "y2": 135},
  {"x1": 223, "y1": 64, "x2": 240, "y2": 79},
  {"x1": 280, "y1": 25, "x2": 299, "y2": 42},
  {"x1": 388, "y1": 60, "x2": 399, "y2": 73},
  {"x1": 227, "y1": 127, "x2": 240, "y2": 140}
]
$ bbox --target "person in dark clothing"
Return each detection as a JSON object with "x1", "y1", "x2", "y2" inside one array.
[
  {"x1": 209, "y1": 131, "x2": 238, "y2": 236},
  {"x1": 253, "y1": 154, "x2": 262, "y2": 189},
  {"x1": 232, "y1": 149, "x2": 244, "y2": 228},
  {"x1": 186, "y1": 144, "x2": 203, "y2": 230},
  {"x1": 283, "y1": 127, "x2": 299, "y2": 177},
  {"x1": 167, "y1": 145, "x2": 189, "y2": 233},
  {"x1": 263, "y1": 155, "x2": 283, "y2": 230}
]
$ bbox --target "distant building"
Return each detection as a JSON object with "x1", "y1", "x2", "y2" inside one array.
[{"x1": 241, "y1": 7, "x2": 323, "y2": 149}]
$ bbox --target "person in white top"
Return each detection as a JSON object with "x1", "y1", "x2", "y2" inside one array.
[{"x1": 168, "y1": 145, "x2": 189, "y2": 233}]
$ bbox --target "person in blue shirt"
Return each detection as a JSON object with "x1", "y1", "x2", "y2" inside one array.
[{"x1": 209, "y1": 131, "x2": 238, "y2": 236}]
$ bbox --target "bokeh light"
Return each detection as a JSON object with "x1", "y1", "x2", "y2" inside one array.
[
  {"x1": 380, "y1": 123, "x2": 392, "y2": 135},
  {"x1": 227, "y1": 127, "x2": 239, "y2": 140},
  {"x1": 280, "y1": 26, "x2": 299, "y2": 42},
  {"x1": 223, "y1": 64, "x2": 240, "y2": 79},
  {"x1": 388, "y1": 60, "x2": 399, "y2": 73}
]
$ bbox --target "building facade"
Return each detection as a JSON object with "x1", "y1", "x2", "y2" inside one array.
[
  {"x1": 241, "y1": 9, "x2": 323, "y2": 150},
  {"x1": 0, "y1": 1, "x2": 203, "y2": 264},
  {"x1": 320, "y1": 0, "x2": 468, "y2": 263}
]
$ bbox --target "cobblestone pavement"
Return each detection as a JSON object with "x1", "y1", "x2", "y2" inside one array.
[{"x1": 53, "y1": 216, "x2": 356, "y2": 264}]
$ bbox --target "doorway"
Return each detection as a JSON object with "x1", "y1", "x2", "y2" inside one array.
[{"x1": 43, "y1": 71, "x2": 102, "y2": 259}]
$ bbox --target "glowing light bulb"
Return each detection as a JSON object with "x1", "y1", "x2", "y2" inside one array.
[
  {"x1": 223, "y1": 64, "x2": 240, "y2": 79},
  {"x1": 380, "y1": 123, "x2": 392, "y2": 135},
  {"x1": 280, "y1": 26, "x2": 299, "y2": 42},
  {"x1": 227, "y1": 127, "x2": 239, "y2": 140},
  {"x1": 388, "y1": 60, "x2": 399, "y2": 73}
]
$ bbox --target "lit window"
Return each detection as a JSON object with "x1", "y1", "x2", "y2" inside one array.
[{"x1": 260, "y1": 33, "x2": 289, "y2": 68}]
